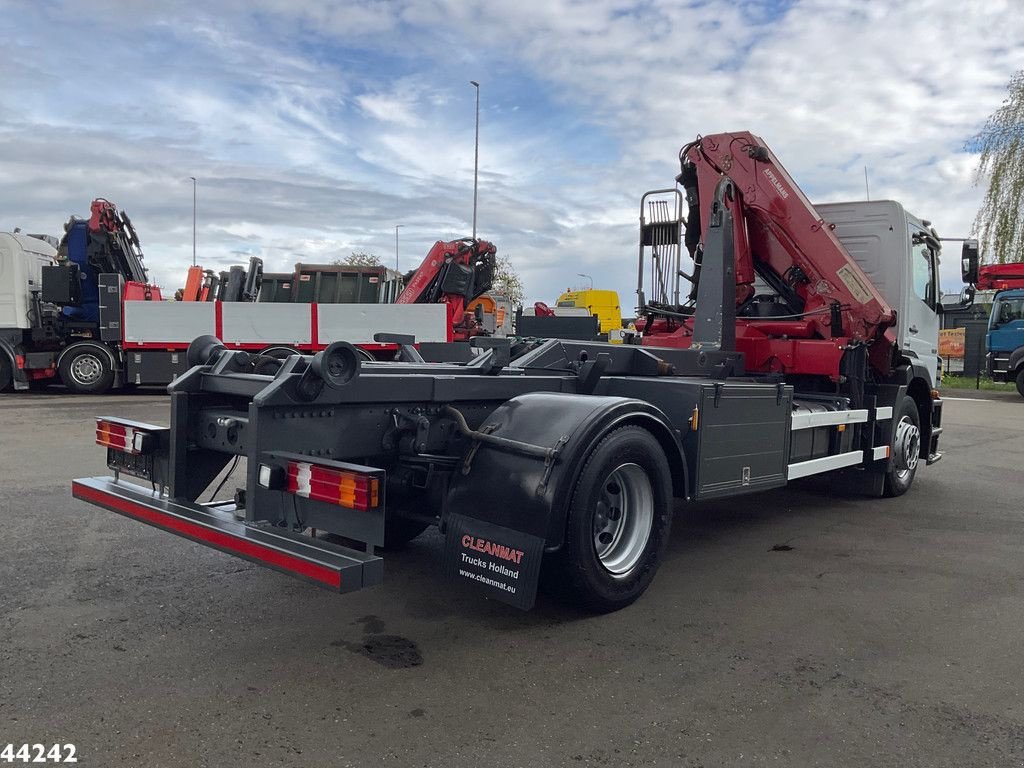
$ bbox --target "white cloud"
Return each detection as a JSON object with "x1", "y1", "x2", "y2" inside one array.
[{"x1": 2, "y1": 0, "x2": 1023, "y2": 309}]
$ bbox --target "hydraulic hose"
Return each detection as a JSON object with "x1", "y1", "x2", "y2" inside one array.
[{"x1": 442, "y1": 405, "x2": 561, "y2": 460}]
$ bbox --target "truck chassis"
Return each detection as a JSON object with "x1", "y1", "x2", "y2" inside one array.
[{"x1": 72, "y1": 334, "x2": 927, "y2": 611}]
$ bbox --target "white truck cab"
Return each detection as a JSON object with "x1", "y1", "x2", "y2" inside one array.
[{"x1": 816, "y1": 201, "x2": 941, "y2": 385}]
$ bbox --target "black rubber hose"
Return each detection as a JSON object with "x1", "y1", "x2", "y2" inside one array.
[{"x1": 443, "y1": 406, "x2": 560, "y2": 460}]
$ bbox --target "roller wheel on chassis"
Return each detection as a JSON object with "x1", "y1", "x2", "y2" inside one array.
[
  {"x1": 0, "y1": 355, "x2": 12, "y2": 392},
  {"x1": 883, "y1": 395, "x2": 922, "y2": 498},
  {"x1": 1016, "y1": 369, "x2": 1024, "y2": 399},
  {"x1": 58, "y1": 346, "x2": 115, "y2": 394},
  {"x1": 551, "y1": 425, "x2": 674, "y2": 613}
]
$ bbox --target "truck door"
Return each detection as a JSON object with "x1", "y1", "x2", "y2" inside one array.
[
  {"x1": 906, "y1": 228, "x2": 940, "y2": 384},
  {"x1": 988, "y1": 294, "x2": 1024, "y2": 366}
]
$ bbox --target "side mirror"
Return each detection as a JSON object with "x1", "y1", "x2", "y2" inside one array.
[
  {"x1": 961, "y1": 239, "x2": 979, "y2": 285},
  {"x1": 960, "y1": 285, "x2": 975, "y2": 306}
]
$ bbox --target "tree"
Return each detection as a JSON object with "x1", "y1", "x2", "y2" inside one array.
[
  {"x1": 333, "y1": 251, "x2": 381, "y2": 267},
  {"x1": 491, "y1": 252, "x2": 525, "y2": 306},
  {"x1": 972, "y1": 70, "x2": 1024, "y2": 264}
]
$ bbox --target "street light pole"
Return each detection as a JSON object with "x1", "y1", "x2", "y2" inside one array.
[
  {"x1": 190, "y1": 176, "x2": 197, "y2": 266},
  {"x1": 577, "y1": 272, "x2": 594, "y2": 290},
  {"x1": 395, "y1": 224, "x2": 403, "y2": 270},
  {"x1": 470, "y1": 80, "x2": 480, "y2": 239}
]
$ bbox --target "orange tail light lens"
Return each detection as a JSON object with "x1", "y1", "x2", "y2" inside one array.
[{"x1": 96, "y1": 419, "x2": 150, "y2": 455}]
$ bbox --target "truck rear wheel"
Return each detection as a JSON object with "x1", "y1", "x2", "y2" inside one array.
[
  {"x1": 383, "y1": 514, "x2": 431, "y2": 549},
  {"x1": 1015, "y1": 369, "x2": 1024, "y2": 398},
  {"x1": 59, "y1": 346, "x2": 115, "y2": 394},
  {"x1": 322, "y1": 513, "x2": 429, "y2": 551},
  {"x1": 553, "y1": 425, "x2": 673, "y2": 612},
  {"x1": 883, "y1": 395, "x2": 921, "y2": 497}
]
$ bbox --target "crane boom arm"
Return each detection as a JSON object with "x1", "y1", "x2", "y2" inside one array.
[
  {"x1": 977, "y1": 262, "x2": 1024, "y2": 291},
  {"x1": 684, "y1": 132, "x2": 896, "y2": 345},
  {"x1": 395, "y1": 238, "x2": 497, "y2": 341}
]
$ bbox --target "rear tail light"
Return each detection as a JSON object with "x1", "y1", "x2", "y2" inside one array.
[
  {"x1": 96, "y1": 419, "x2": 151, "y2": 455},
  {"x1": 285, "y1": 461, "x2": 380, "y2": 511}
]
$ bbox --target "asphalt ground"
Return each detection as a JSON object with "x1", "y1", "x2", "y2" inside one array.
[{"x1": 1, "y1": 389, "x2": 1023, "y2": 767}]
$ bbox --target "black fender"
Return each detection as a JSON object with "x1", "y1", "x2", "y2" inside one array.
[
  {"x1": 889, "y1": 362, "x2": 934, "y2": 460},
  {"x1": 445, "y1": 391, "x2": 687, "y2": 552},
  {"x1": 909, "y1": 361, "x2": 934, "y2": 391},
  {"x1": 0, "y1": 337, "x2": 28, "y2": 390},
  {"x1": 1008, "y1": 346, "x2": 1024, "y2": 375}
]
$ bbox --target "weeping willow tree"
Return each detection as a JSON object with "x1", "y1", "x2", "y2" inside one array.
[{"x1": 973, "y1": 70, "x2": 1024, "y2": 264}]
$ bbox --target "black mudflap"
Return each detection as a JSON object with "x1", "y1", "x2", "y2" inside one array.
[{"x1": 444, "y1": 513, "x2": 546, "y2": 610}]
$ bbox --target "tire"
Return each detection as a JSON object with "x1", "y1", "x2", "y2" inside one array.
[
  {"x1": 253, "y1": 346, "x2": 299, "y2": 376},
  {"x1": 322, "y1": 514, "x2": 430, "y2": 552},
  {"x1": 383, "y1": 514, "x2": 430, "y2": 549},
  {"x1": 552, "y1": 425, "x2": 673, "y2": 612},
  {"x1": 259, "y1": 346, "x2": 300, "y2": 360},
  {"x1": 1015, "y1": 369, "x2": 1024, "y2": 399},
  {"x1": 59, "y1": 346, "x2": 115, "y2": 394},
  {"x1": 0, "y1": 355, "x2": 12, "y2": 392},
  {"x1": 883, "y1": 395, "x2": 922, "y2": 498}
]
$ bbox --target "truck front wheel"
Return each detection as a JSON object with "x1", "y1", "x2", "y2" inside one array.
[
  {"x1": 59, "y1": 346, "x2": 115, "y2": 394},
  {"x1": 883, "y1": 395, "x2": 921, "y2": 497},
  {"x1": 1015, "y1": 369, "x2": 1024, "y2": 398},
  {"x1": 553, "y1": 425, "x2": 673, "y2": 612}
]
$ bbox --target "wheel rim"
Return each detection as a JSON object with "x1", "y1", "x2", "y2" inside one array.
[
  {"x1": 592, "y1": 462, "x2": 654, "y2": 576},
  {"x1": 70, "y1": 353, "x2": 103, "y2": 385},
  {"x1": 893, "y1": 415, "x2": 920, "y2": 479}
]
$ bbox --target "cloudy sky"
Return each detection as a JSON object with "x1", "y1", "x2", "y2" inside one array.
[{"x1": 2, "y1": 0, "x2": 1023, "y2": 306}]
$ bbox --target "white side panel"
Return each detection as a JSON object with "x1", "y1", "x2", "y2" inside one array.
[
  {"x1": 318, "y1": 304, "x2": 449, "y2": 344},
  {"x1": 787, "y1": 450, "x2": 864, "y2": 480},
  {"x1": 124, "y1": 302, "x2": 215, "y2": 343},
  {"x1": 221, "y1": 303, "x2": 312, "y2": 345},
  {"x1": 790, "y1": 409, "x2": 868, "y2": 431}
]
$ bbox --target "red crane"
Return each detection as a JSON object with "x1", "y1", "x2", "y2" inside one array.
[
  {"x1": 976, "y1": 262, "x2": 1024, "y2": 291},
  {"x1": 396, "y1": 238, "x2": 497, "y2": 341},
  {"x1": 638, "y1": 131, "x2": 899, "y2": 380}
]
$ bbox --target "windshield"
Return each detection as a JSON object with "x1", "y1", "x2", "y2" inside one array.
[{"x1": 992, "y1": 296, "x2": 1024, "y2": 328}]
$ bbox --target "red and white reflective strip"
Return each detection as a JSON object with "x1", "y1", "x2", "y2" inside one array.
[
  {"x1": 96, "y1": 419, "x2": 148, "y2": 455},
  {"x1": 285, "y1": 461, "x2": 380, "y2": 511}
]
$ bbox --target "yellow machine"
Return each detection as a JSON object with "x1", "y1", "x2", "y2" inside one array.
[{"x1": 555, "y1": 289, "x2": 622, "y2": 335}]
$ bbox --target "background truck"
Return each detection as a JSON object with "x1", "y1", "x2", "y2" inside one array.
[
  {"x1": 72, "y1": 131, "x2": 964, "y2": 613},
  {"x1": 553, "y1": 289, "x2": 623, "y2": 335},
  {"x1": 0, "y1": 200, "x2": 498, "y2": 393},
  {"x1": 517, "y1": 290, "x2": 626, "y2": 342},
  {"x1": 969, "y1": 262, "x2": 1024, "y2": 396}
]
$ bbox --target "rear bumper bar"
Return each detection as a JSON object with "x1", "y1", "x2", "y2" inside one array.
[{"x1": 71, "y1": 477, "x2": 382, "y2": 592}]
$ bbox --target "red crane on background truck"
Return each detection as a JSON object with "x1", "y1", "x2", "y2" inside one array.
[
  {"x1": 395, "y1": 237, "x2": 497, "y2": 341},
  {"x1": 72, "y1": 132, "x2": 970, "y2": 613}
]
